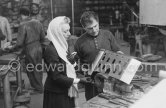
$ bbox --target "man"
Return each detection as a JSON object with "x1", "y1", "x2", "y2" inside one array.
[
  {"x1": 0, "y1": 8, "x2": 12, "y2": 49},
  {"x1": 15, "y1": 7, "x2": 48, "y2": 94},
  {"x1": 74, "y1": 11, "x2": 123, "y2": 100}
]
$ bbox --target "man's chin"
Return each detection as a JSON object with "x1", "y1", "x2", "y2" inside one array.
[{"x1": 91, "y1": 32, "x2": 99, "y2": 37}]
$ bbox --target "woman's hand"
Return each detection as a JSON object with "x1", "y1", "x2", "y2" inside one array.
[{"x1": 67, "y1": 52, "x2": 77, "y2": 64}]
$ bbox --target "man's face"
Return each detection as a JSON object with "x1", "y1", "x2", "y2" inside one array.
[
  {"x1": 31, "y1": 4, "x2": 39, "y2": 15},
  {"x1": 84, "y1": 18, "x2": 99, "y2": 36},
  {"x1": 21, "y1": 15, "x2": 27, "y2": 20}
]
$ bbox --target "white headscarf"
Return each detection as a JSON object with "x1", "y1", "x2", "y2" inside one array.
[{"x1": 47, "y1": 16, "x2": 78, "y2": 97}]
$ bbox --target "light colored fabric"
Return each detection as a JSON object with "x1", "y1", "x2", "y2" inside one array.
[
  {"x1": 47, "y1": 16, "x2": 78, "y2": 98},
  {"x1": 0, "y1": 16, "x2": 12, "y2": 49},
  {"x1": 130, "y1": 79, "x2": 166, "y2": 108}
]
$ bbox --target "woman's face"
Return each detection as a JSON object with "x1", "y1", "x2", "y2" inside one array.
[{"x1": 61, "y1": 24, "x2": 71, "y2": 40}]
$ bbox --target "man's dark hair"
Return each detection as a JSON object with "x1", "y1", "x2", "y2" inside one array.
[
  {"x1": 80, "y1": 11, "x2": 99, "y2": 27},
  {"x1": 19, "y1": 7, "x2": 30, "y2": 16}
]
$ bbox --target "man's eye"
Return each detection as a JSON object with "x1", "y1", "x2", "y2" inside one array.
[
  {"x1": 88, "y1": 28, "x2": 93, "y2": 30},
  {"x1": 63, "y1": 31, "x2": 67, "y2": 33},
  {"x1": 94, "y1": 25, "x2": 97, "y2": 27}
]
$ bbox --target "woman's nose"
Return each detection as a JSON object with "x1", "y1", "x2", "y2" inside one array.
[{"x1": 68, "y1": 31, "x2": 71, "y2": 36}]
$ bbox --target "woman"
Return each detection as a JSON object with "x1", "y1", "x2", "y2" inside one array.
[{"x1": 43, "y1": 16, "x2": 81, "y2": 108}]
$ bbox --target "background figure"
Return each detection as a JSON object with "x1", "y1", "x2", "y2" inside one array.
[
  {"x1": 30, "y1": 3, "x2": 40, "y2": 16},
  {"x1": 75, "y1": 11, "x2": 123, "y2": 100},
  {"x1": 14, "y1": 7, "x2": 47, "y2": 94},
  {"x1": 0, "y1": 8, "x2": 12, "y2": 49}
]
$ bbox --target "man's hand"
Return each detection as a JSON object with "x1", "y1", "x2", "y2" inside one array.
[
  {"x1": 94, "y1": 73, "x2": 109, "y2": 92},
  {"x1": 79, "y1": 77, "x2": 92, "y2": 84},
  {"x1": 95, "y1": 73, "x2": 109, "y2": 80},
  {"x1": 117, "y1": 51, "x2": 124, "y2": 54}
]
